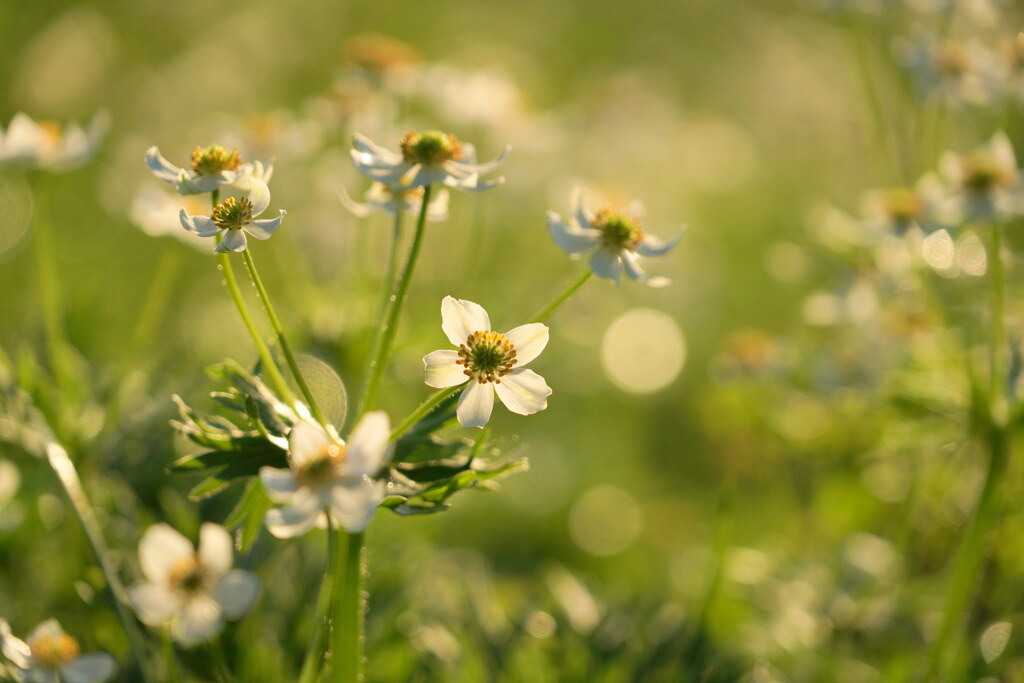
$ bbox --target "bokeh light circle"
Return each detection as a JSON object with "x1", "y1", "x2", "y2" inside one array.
[
  {"x1": 601, "y1": 308, "x2": 685, "y2": 393},
  {"x1": 570, "y1": 485, "x2": 643, "y2": 556}
]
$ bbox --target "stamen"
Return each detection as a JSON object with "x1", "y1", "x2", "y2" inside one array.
[
  {"x1": 592, "y1": 208, "x2": 644, "y2": 251},
  {"x1": 212, "y1": 197, "x2": 254, "y2": 231},
  {"x1": 399, "y1": 130, "x2": 463, "y2": 165},
  {"x1": 28, "y1": 633, "x2": 81, "y2": 669},
  {"x1": 167, "y1": 555, "x2": 212, "y2": 596},
  {"x1": 191, "y1": 144, "x2": 242, "y2": 176},
  {"x1": 296, "y1": 443, "x2": 347, "y2": 487},
  {"x1": 457, "y1": 330, "x2": 517, "y2": 384}
]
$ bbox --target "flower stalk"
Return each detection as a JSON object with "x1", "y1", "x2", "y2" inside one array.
[
  {"x1": 298, "y1": 526, "x2": 337, "y2": 683},
  {"x1": 330, "y1": 531, "x2": 366, "y2": 683},
  {"x1": 528, "y1": 269, "x2": 592, "y2": 323}
]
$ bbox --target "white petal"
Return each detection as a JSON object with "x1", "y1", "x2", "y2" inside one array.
[
  {"x1": 179, "y1": 210, "x2": 221, "y2": 238},
  {"x1": 441, "y1": 296, "x2": 491, "y2": 346},
  {"x1": 494, "y1": 369, "x2": 552, "y2": 416},
  {"x1": 214, "y1": 570, "x2": 260, "y2": 620},
  {"x1": 426, "y1": 188, "x2": 450, "y2": 222},
  {"x1": 345, "y1": 411, "x2": 391, "y2": 477},
  {"x1": 424, "y1": 349, "x2": 469, "y2": 388},
  {"x1": 172, "y1": 595, "x2": 222, "y2": 646},
  {"x1": 288, "y1": 422, "x2": 332, "y2": 468},
  {"x1": 991, "y1": 130, "x2": 1017, "y2": 172},
  {"x1": 245, "y1": 211, "x2": 285, "y2": 239},
  {"x1": 329, "y1": 479, "x2": 384, "y2": 533},
  {"x1": 503, "y1": 323, "x2": 549, "y2": 368},
  {"x1": 259, "y1": 467, "x2": 299, "y2": 503},
  {"x1": 622, "y1": 251, "x2": 671, "y2": 288},
  {"x1": 448, "y1": 174, "x2": 506, "y2": 192},
  {"x1": 265, "y1": 488, "x2": 322, "y2": 539},
  {"x1": 215, "y1": 229, "x2": 247, "y2": 253},
  {"x1": 146, "y1": 147, "x2": 184, "y2": 183},
  {"x1": 635, "y1": 229, "x2": 684, "y2": 257},
  {"x1": 61, "y1": 654, "x2": 116, "y2": 683},
  {"x1": 338, "y1": 186, "x2": 372, "y2": 217},
  {"x1": 27, "y1": 619, "x2": 64, "y2": 643},
  {"x1": 0, "y1": 619, "x2": 31, "y2": 668},
  {"x1": 572, "y1": 186, "x2": 595, "y2": 229},
  {"x1": 198, "y1": 523, "x2": 232, "y2": 575},
  {"x1": 462, "y1": 144, "x2": 509, "y2": 175},
  {"x1": 139, "y1": 524, "x2": 194, "y2": 584},
  {"x1": 456, "y1": 381, "x2": 495, "y2": 428},
  {"x1": 589, "y1": 247, "x2": 622, "y2": 284},
  {"x1": 547, "y1": 211, "x2": 600, "y2": 256},
  {"x1": 128, "y1": 583, "x2": 178, "y2": 626}
]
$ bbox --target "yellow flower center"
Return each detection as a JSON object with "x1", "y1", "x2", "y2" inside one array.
[
  {"x1": 400, "y1": 130, "x2": 463, "y2": 165},
  {"x1": 296, "y1": 443, "x2": 347, "y2": 488},
  {"x1": 962, "y1": 152, "x2": 1013, "y2": 194},
  {"x1": 457, "y1": 331, "x2": 517, "y2": 384},
  {"x1": 879, "y1": 187, "x2": 922, "y2": 223},
  {"x1": 191, "y1": 145, "x2": 242, "y2": 176},
  {"x1": 343, "y1": 33, "x2": 420, "y2": 74},
  {"x1": 167, "y1": 555, "x2": 215, "y2": 597},
  {"x1": 593, "y1": 208, "x2": 644, "y2": 251},
  {"x1": 212, "y1": 197, "x2": 254, "y2": 231},
  {"x1": 28, "y1": 633, "x2": 80, "y2": 670}
]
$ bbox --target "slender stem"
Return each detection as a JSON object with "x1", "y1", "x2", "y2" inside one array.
[
  {"x1": 162, "y1": 628, "x2": 180, "y2": 683},
  {"x1": 389, "y1": 386, "x2": 461, "y2": 441},
  {"x1": 331, "y1": 531, "x2": 366, "y2": 683},
  {"x1": 31, "y1": 180, "x2": 72, "y2": 406},
  {"x1": 45, "y1": 442, "x2": 151, "y2": 677},
  {"x1": 989, "y1": 223, "x2": 1006, "y2": 409},
  {"x1": 298, "y1": 525, "x2": 337, "y2": 683},
  {"x1": 359, "y1": 186, "x2": 433, "y2": 415},
  {"x1": 130, "y1": 246, "x2": 183, "y2": 358},
  {"x1": 528, "y1": 270, "x2": 592, "y2": 323},
  {"x1": 241, "y1": 248, "x2": 330, "y2": 430},
  {"x1": 209, "y1": 636, "x2": 232, "y2": 683}
]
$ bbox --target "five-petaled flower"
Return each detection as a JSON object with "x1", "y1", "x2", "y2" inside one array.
[
  {"x1": 423, "y1": 296, "x2": 552, "y2": 428},
  {"x1": 128, "y1": 523, "x2": 260, "y2": 646},
  {"x1": 340, "y1": 181, "x2": 450, "y2": 221},
  {"x1": 0, "y1": 112, "x2": 109, "y2": 172},
  {"x1": 0, "y1": 618, "x2": 115, "y2": 683},
  {"x1": 547, "y1": 188, "x2": 683, "y2": 287},
  {"x1": 259, "y1": 412, "x2": 391, "y2": 538},
  {"x1": 179, "y1": 175, "x2": 286, "y2": 252},
  {"x1": 350, "y1": 130, "x2": 508, "y2": 191},
  {"x1": 146, "y1": 144, "x2": 272, "y2": 195}
]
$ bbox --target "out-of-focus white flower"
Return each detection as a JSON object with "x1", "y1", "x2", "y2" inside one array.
[
  {"x1": 260, "y1": 413, "x2": 391, "y2": 537},
  {"x1": 0, "y1": 618, "x2": 115, "y2": 682},
  {"x1": 146, "y1": 144, "x2": 272, "y2": 195},
  {"x1": 423, "y1": 296, "x2": 552, "y2": 428},
  {"x1": 901, "y1": 34, "x2": 1002, "y2": 107},
  {"x1": 128, "y1": 523, "x2": 260, "y2": 646},
  {"x1": 340, "y1": 182, "x2": 449, "y2": 221},
  {"x1": 130, "y1": 186, "x2": 213, "y2": 251},
  {"x1": 0, "y1": 112, "x2": 108, "y2": 171},
  {"x1": 939, "y1": 131, "x2": 1022, "y2": 222},
  {"x1": 351, "y1": 130, "x2": 507, "y2": 191},
  {"x1": 547, "y1": 188, "x2": 683, "y2": 287},
  {"x1": 179, "y1": 175, "x2": 285, "y2": 252},
  {"x1": 859, "y1": 174, "x2": 953, "y2": 236}
]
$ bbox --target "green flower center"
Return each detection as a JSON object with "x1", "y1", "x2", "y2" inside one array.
[
  {"x1": 191, "y1": 145, "x2": 242, "y2": 176},
  {"x1": 880, "y1": 187, "x2": 922, "y2": 223},
  {"x1": 296, "y1": 443, "x2": 346, "y2": 488},
  {"x1": 29, "y1": 633, "x2": 80, "y2": 670},
  {"x1": 400, "y1": 130, "x2": 463, "y2": 165},
  {"x1": 593, "y1": 209, "x2": 644, "y2": 251},
  {"x1": 167, "y1": 555, "x2": 214, "y2": 597},
  {"x1": 212, "y1": 197, "x2": 254, "y2": 231},
  {"x1": 963, "y1": 153, "x2": 1010, "y2": 194},
  {"x1": 457, "y1": 330, "x2": 517, "y2": 384}
]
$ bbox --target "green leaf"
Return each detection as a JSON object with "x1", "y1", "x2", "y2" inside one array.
[{"x1": 225, "y1": 479, "x2": 273, "y2": 552}]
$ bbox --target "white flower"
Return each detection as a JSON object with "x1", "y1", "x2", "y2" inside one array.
[
  {"x1": 259, "y1": 412, "x2": 391, "y2": 538},
  {"x1": 423, "y1": 296, "x2": 552, "y2": 428},
  {"x1": 901, "y1": 34, "x2": 1003, "y2": 107},
  {"x1": 350, "y1": 130, "x2": 508, "y2": 191},
  {"x1": 939, "y1": 131, "x2": 1022, "y2": 222},
  {"x1": 858, "y1": 174, "x2": 953, "y2": 236},
  {"x1": 547, "y1": 188, "x2": 683, "y2": 287},
  {"x1": 0, "y1": 112, "x2": 108, "y2": 171},
  {"x1": 128, "y1": 523, "x2": 260, "y2": 646},
  {"x1": 178, "y1": 175, "x2": 286, "y2": 252},
  {"x1": 340, "y1": 181, "x2": 450, "y2": 221},
  {"x1": 130, "y1": 186, "x2": 213, "y2": 251},
  {"x1": 146, "y1": 144, "x2": 273, "y2": 195},
  {"x1": 0, "y1": 618, "x2": 115, "y2": 683}
]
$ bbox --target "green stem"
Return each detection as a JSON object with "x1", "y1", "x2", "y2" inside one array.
[
  {"x1": 359, "y1": 186, "x2": 433, "y2": 416},
  {"x1": 298, "y1": 525, "x2": 337, "y2": 683},
  {"x1": 162, "y1": 628, "x2": 180, "y2": 683},
  {"x1": 330, "y1": 531, "x2": 366, "y2": 683},
  {"x1": 989, "y1": 223, "x2": 1006, "y2": 409},
  {"x1": 130, "y1": 246, "x2": 183, "y2": 358},
  {"x1": 389, "y1": 386, "x2": 461, "y2": 441},
  {"x1": 209, "y1": 635, "x2": 232, "y2": 683},
  {"x1": 31, "y1": 180, "x2": 72, "y2": 406},
  {"x1": 528, "y1": 270, "x2": 592, "y2": 323},
  {"x1": 45, "y1": 442, "x2": 151, "y2": 678},
  {"x1": 241, "y1": 248, "x2": 330, "y2": 430}
]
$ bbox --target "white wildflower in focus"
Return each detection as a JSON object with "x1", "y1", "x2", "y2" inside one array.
[
  {"x1": 350, "y1": 130, "x2": 508, "y2": 191},
  {"x1": 146, "y1": 144, "x2": 272, "y2": 195},
  {"x1": 423, "y1": 296, "x2": 552, "y2": 428},
  {"x1": 128, "y1": 523, "x2": 260, "y2": 646},
  {"x1": 547, "y1": 188, "x2": 683, "y2": 287},
  {"x1": 901, "y1": 34, "x2": 1002, "y2": 107},
  {"x1": 260, "y1": 413, "x2": 391, "y2": 537},
  {"x1": 340, "y1": 182, "x2": 450, "y2": 221},
  {"x1": 939, "y1": 131, "x2": 1022, "y2": 222},
  {"x1": 0, "y1": 618, "x2": 115, "y2": 682},
  {"x1": 178, "y1": 175, "x2": 285, "y2": 252},
  {"x1": 0, "y1": 111, "x2": 108, "y2": 171},
  {"x1": 130, "y1": 186, "x2": 212, "y2": 251}
]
